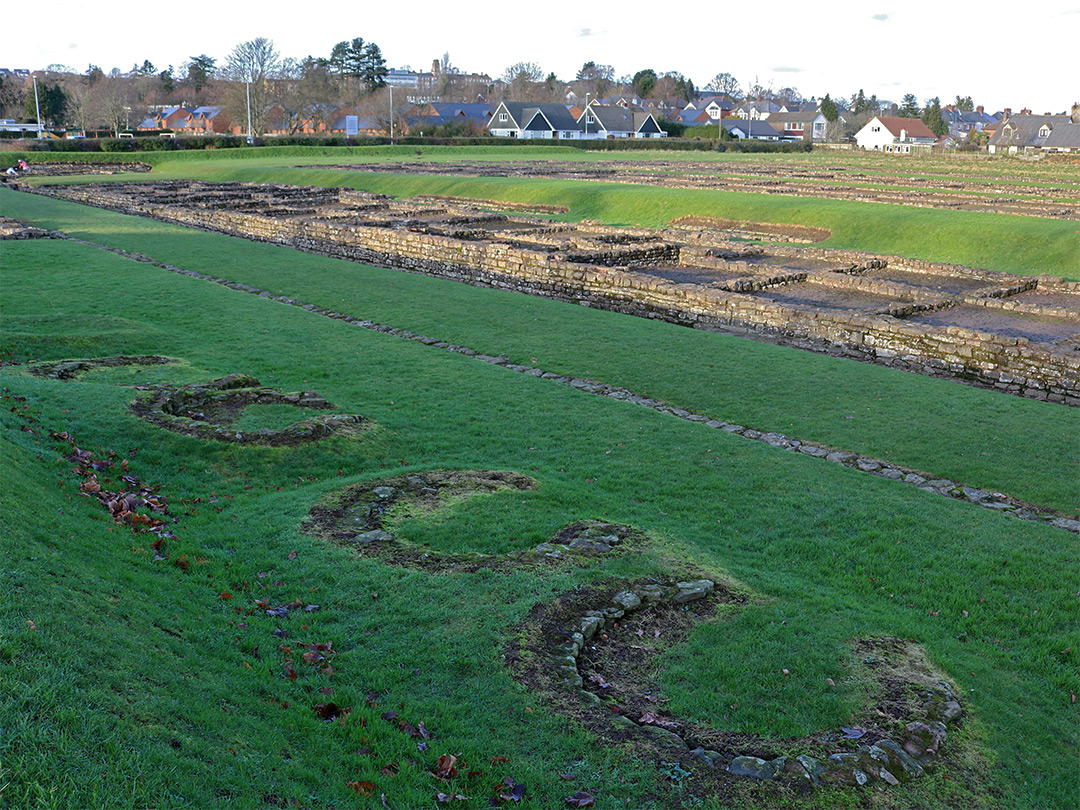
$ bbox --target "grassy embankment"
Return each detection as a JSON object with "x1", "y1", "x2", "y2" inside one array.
[{"x1": 1, "y1": 184, "x2": 1077, "y2": 809}]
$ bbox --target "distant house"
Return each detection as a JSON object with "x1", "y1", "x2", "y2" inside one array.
[
  {"x1": 488, "y1": 102, "x2": 583, "y2": 139},
  {"x1": 685, "y1": 95, "x2": 733, "y2": 121},
  {"x1": 579, "y1": 104, "x2": 666, "y2": 139},
  {"x1": 767, "y1": 111, "x2": 828, "y2": 142},
  {"x1": 1042, "y1": 122, "x2": 1080, "y2": 153},
  {"x1": 940, "y1": 105, "x2": 992, "y2": 139},
  {"x1": 138, "y1": 106, "x2": 229, "y2": 135},
  {"x1": 407, "y1": 102, "x2": 492, "y2": 134},
  {"x1": 733, "y1": 100, "x2": 779, "y2": 120},
  {"x1": 854, "y1": 116, "x2": 938, "y2": 153},
  {"x1": 987, "y1": 114, "x2": 1073, "y2": 154},
  {"x1": 189, "y1": 106, "x2": 228, "y2": 134},
  {"x1": 722, "y1": 120, "x2": 781, "y2": 141},
  {"x1": 670, "y1": 108, "x2": 713, "y2": 127},
  {"x1": 139, "y1": 106, "x2": 193, "y2": 131}
]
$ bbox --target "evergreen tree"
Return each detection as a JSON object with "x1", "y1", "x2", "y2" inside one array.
[
  {"x1": 25, "y1": 82, "x2": 67, "y2": 126},
  {"x1": 359, "y1": 42, "x2": 387, "y2": 92},
  {"x1": 852, "y1": 88, "x2": 870, "y2": 115},
  {"x1": 899, "y1": 93, "x2": 920, "y2": 118},
  {"x1": 922, "y1": 97, "x2": 948, "y2": 137},
  {"x1": 186, "y1": 55, "x2": 216, "y2": 93},
  {"x1": 820, "y1": 93, "x2": 838, "y2": 122},
  {"x1": 631, "y1": 69, "x2": 657, "y2": 98}
]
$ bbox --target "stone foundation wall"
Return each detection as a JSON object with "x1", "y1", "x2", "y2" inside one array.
[{"x1": 29, "y1": 184, "x2": 1079, "y2": 405}]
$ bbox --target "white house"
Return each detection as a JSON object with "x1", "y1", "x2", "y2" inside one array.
[
  {"x1": 579, "y1": 104, "x2": 666, "y2": 139},
  {"x1": 487, "y1": 102, "x2": 584, "y2": 139},
  {"x1": 855, "y1": 116, "x2": 938, "y2": 153}
]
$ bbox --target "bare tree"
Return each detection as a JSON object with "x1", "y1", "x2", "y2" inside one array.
[
  {"x1": 224, "y1": 37, "x2": 282, "y2": 136},
  {"x1": 705, "y1": 72, "x2": 741, "y2": 97},
  {"x1": 96, "y1": 75, "x2": 135, "y2": 135},
  {"x1": 501, "y1": 62, "x2": 546, "y2": 100}
]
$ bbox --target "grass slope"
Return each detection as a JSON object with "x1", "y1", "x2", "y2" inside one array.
[{"x1": 1, "y1": 190, "x2": 1078, "y2": 809}]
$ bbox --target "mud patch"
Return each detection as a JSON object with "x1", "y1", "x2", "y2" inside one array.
[
  {"x1": 131, "y1": 373, "x2": 369, "y2": 445},
  {"x1": 507, "y1": 581, "x2": 983, "y2": 806},
  {"x1": 302, "y1": 470, "x2": 647, "y2": 571},
  {"x1": 29, "y1": 355, "x2": 177, "y2": 380}
]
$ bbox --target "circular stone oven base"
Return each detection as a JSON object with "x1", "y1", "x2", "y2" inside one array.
[{"x1": 130, "y1": 373, "x2": 369, "y2": 445}]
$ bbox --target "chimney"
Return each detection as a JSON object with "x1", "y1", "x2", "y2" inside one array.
[
  {"x1": 1003, "y1": 108, "x2": 1012, "y2": 119},
  {"x1": 976, "y1": 105, "x2": 984, "y2": 114},
  {"x1": 1072, "y1": 102, "x2": 1080, "y2": 124},
  {"x1": 1021, "y1": 108, "x2": 1031, "y2": 115}
]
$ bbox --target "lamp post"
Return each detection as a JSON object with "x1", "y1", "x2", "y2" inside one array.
[
  {"x1": 584, "y1": 93, "x2": 590, "y2": 139},
  {"x1": 390, "y1": 84, "x2": 394, "y2": 141},
  {"x1": 245, "y1": 80, "x2": 253, "y2": 144}
]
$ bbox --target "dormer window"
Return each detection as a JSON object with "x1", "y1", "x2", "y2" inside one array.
[{"x1": 1039, "y1": 124, "x2": 1051, "y2": 137}]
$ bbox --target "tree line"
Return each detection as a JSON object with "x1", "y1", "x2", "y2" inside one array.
[{"x1": 0, "y1": 38, "x2": 977, "y2": 139}]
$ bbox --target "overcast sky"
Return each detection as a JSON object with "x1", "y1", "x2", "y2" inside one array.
[{"x1": 7, "y1": 0, "x2": 1078, "y2": 114}]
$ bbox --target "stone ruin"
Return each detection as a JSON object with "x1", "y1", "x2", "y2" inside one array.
[
  {"x1": 23, "y1": 181, "x2": 1079, "y2": 405},
  {"x1": 130, "y1": 373, "x2": 369, "y2": 445}
]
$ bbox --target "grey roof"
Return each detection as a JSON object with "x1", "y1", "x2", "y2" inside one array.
[
  {"x1": 989, "y1": 114, "x2": 1071, "y2": 148},
  {"x1": 723, "y1": 120, "x2": 781, "y2": 138},
  {"x1": 1043, "y1": 123, "x2": 1080, "y2": 150},
  {"x1": 491, "y1": 102, "x2": 580, "y2": 132},
  {"x1": 424, "y1": 103, "x2": 493, "y2": 122},
  {"x1": 767, "y1": 111, "x2": 825, "y2": 125}
]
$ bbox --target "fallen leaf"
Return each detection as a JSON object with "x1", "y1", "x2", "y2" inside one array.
[
  {"x1": 497, "y1": 778, "x2": 526, "y2": 802},
  {"x1": 638, "y1": 712, "x2": 678, "y2": 730},
  {"x1": 436, "y1": 792, "x2": 468, "y2": 802},
  {"x1": 841, "y1": 726, "x2": 866, "y2": 739},
  {"x1": 287, "y1": 551, "x2": 298, "y2": 560},
  {"x1": 347, "y1": 780, "x2": 375, "y2": 796},
  {"x1": 565, "y1": 791, "x2": 596, "y2": 807},
  {"x1": 436, "y1": 754, "x2": 458, "y2": 779}
]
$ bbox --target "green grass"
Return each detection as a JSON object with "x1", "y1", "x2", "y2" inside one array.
[
  {"x1": 11, "y1": 146, "x2": 1080, "y2": 277},
  {"x1": 4, "y1": 190, "x2": 1076, "y2": 514},
  {"x1": 1, "y1": 174, "x2": 1078, "y2": 810}
]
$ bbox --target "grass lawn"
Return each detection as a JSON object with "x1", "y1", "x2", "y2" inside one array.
[{"x1": 1, "y1": 166, "x2": 1078, "y2": 810}]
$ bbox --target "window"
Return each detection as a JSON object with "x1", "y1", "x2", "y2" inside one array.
[{"x1": 498, "y1": 112, "x2": 507, "y2": 122}]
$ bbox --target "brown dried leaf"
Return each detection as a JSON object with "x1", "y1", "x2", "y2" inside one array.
[{"x1": 435, "y1": 754, "x2": 458, "y2": 779}]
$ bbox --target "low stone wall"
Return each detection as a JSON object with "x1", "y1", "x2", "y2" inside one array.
[{"x1": 27, "y1": 183, "x2": 1079, "y2": 405}]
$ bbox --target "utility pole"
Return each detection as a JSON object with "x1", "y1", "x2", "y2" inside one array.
[
  {"x1": 33, "y1": 76, "x2": 43, "y2": 138},
  {"x1": 390, "y1": 84, "x2": 395, "y2": 141}
]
